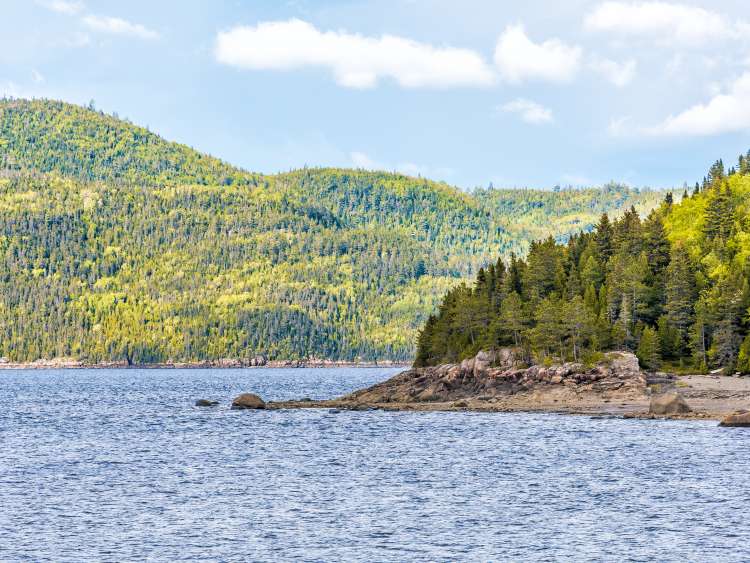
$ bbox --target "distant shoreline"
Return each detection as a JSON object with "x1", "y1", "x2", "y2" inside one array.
[{"x1": 0, "y1": 359, "x2": 410, "y2": 370}]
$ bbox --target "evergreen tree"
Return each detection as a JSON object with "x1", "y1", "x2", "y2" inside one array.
[
  {"x1": 736, "y1": 335, "x2": 750, "y2": 373},
  {"x1": 637, "y1": 326, "x2": 660, "y2": 370},
  {"x1": 563, "y1": 295, "x2": 591, "y2": 362},
  {"x1": 596, "y1": 213, "x2": 613, "y2": 261},
  {"x1": 703, "y1": 183, "x2": 734, "y2": 244},
  {"x1": 664, "y1": 245, "x2": 697, "y2": 351},
  {"x1": 708, "y1": 159, "x2": 725, "y2": 185},
  {"x1": 499, "y1": 291, "x2": 526, "y2": 347},
  {"x1": 531, "y1": 296, "x2": 565, "y2": 360}
]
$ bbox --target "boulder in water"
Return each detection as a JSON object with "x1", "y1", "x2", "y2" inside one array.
[
  {"x1": 718, "y1": 411, "x2": 750, "y2": 427},
  {"x1": 195, "y1": 399, "x2": 219, "y2": 407},
  {"x1": 649, "y1": 392, "x2": 691, "y2": 415},
  {"x1": 231, "y1": 393, "x2": 266, "y2": 410}
]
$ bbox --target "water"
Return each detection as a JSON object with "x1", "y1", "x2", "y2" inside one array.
[{"x1": 1, "y1": 367, "x2": 749, "y2": 562}]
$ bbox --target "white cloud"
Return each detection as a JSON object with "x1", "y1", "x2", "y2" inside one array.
[
  {"x1": 83, "y1": 15, "x2": 159, "y2": 40},
  {"x1": 498, "y1": 98, "x2": 553, "y2": 124},
  {"x1": 584, "y1": 2, "x2": 747, "y2": 45},
  {"x1": 589, "y1": 56, "x2": 636, "y2": 87},
  {"x1": 31, "y1": 69, "x2": 45, "y2": 84},
  {"x1": 645, "y1": 72, "x2": 750, "y2": 136},
  {"x1": 608, "y1": 115, "x2": 632, "y2": 136},
  {"x1": 493, "y1": 25, "x2": 581, "y2": 83},
  {"x1": 215, "y1": 19, "x2": 495, "y2": 89},
  {"x1": 37, "y1": 0, "x2": 84, "y2": 15}
]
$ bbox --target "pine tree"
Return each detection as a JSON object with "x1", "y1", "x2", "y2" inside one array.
[
  {"x1": 414, "y1": 315, "x2": 437, "y2": 367},
  {"x1": 690, "y1": 301, "x2": 709, "y2": 372},
  {"x1": 708, "y1": 159, "x2": 725, "y2": 185},
  {"x1": 531, "y1": 296, "x2": 565, "y2": 360},
  {"x1": 596, "y1": 213, "x2": 613, "y2": 260},
  {"x1": 505, "y1": 253, "x2": 524, "y2": 296},
  {"x1": 736, "y1": 335, "x2": 750, "y2": 374},
  {"x1": 644, "y1": 212, "x2": 671, "y2": 277},
  {"x1": 580, "y1": 255, "x2": 604, "y2": 291},
  {"x1": 637, "y1": 326, "x2": 660, "y2": 370},
  {"x1": 566, "y1": 260, "x2": 582, "y2": 299},
  {"x1": 499, "y1": 291, "x2": 526, "y2": 347},
  {"x1": 657, "y1": 315, "x2": 680, "y2": 361},
  {"x1": 613, "y1": 206, "x2": 642, "y2": 256},
  {"x1": 664, "y1": 245, "x2": 697, "y2": 352},
  {"x1": 703, "y1": 183, "x2": 733, "y2": 244},
  {"x1": 563, "y1": 295, "x2": 591, "y2": 362}
]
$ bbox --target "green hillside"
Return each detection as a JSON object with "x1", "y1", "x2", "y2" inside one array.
[
  {"x1": 0, "y1": 98, "x2": 663, "y2": 363},
  {"x1": 416, "y1": 155, "x2": 750, "y2": 374}
]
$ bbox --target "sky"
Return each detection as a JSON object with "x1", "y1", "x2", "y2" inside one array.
[{"x1": 2, "y1": 0, "x2": 750, "y2": 190}]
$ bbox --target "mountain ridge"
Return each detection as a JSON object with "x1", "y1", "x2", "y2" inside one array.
[{"x1": 0, "y1": 98, "x2": 664, "y2": 362}]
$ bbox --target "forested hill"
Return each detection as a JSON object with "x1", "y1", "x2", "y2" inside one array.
[
  {"x1": 0, "y1": 98, "x2": 663, "y2": 363},
  {"x1": 0, "y1": 99, "x2": 254, "y2": 186},
  {"x1": 416, "y1": 155, "x2": 750, "y2": 374}
]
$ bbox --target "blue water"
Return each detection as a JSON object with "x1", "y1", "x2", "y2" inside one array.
[{"x1": 1, "y1": 367, "x2": 750, "y2": 562}]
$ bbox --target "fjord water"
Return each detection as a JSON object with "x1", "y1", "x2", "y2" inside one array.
[{"x1": 2, "y1": 368, "x2": 749, "y2": 562}]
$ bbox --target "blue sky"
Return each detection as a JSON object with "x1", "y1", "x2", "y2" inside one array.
[{"x1": 2, "y1": 0, "x2": 750, "y2": 189}]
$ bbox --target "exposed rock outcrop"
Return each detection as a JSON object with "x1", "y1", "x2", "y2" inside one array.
[
  {"x1": 649, "y1": 392, "x2": 692, "y2": 415},
  {"x1": 339, "y1": 349, "x2": 647, "y2": 408},
  {"x1": 262, "y1": 361, "x2": 750, "y2": 420},
  {"x1": 231, "y1": 393, "x2": 266, "y2": 410}
]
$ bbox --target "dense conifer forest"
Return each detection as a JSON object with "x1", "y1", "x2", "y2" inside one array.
[
  {"x1": 0, "y1": 98, "x2": 663, "y2": 362},
  {"x1": 416, "y1": 154, "x2": 750, "y2": 373}
]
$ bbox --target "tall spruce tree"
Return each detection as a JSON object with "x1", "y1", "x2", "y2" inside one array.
[{"x1": 664, "y1": 245, "x2": 697, "y2": 352}]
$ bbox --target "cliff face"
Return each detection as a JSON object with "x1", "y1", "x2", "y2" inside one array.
[{"x1": 340, "y1": 349, "x2": 648, "y2": 411}]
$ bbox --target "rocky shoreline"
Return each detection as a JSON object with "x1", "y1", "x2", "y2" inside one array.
[{"x1": 220, "y1": 349, "x2": 750, "y2": 425}]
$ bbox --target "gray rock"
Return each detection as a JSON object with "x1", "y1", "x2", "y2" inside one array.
[
  {"x1": 195, "y1": 399, "x2": 219, "y2": 407},
  {"x1": 649, "y1": 392, "x2": 691, "y2": 415},
  {"x1": 460, "y1": 357, "x2": 475, "y2": 376},
  {"x1": 473, "y1": 350, "x2": 495, "y2": 377},
  {"x1": 719, "y1": 411, "x2": 750, "y2": 427},
  {"x1": 231, "y1": 393, "x2": 266, "y2": 410},
  {"x1": 609, "y1": 352, "x2": 641, "y2": 379}
]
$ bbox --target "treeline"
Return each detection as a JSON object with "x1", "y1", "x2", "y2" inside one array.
[
  {"x1": 0, "y1": 98, "x2": 663, "y2": 362},
  {"x1": 416, "y1": 153, "x2": 750, "y2": 374}
]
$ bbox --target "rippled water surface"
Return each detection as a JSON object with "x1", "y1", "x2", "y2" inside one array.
[{"x1": 2, "y1": 367, "x2": 750, "y2": 562}]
